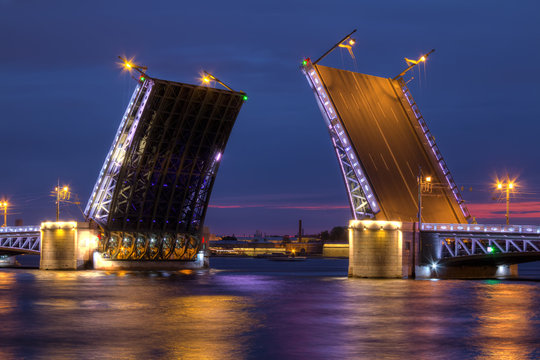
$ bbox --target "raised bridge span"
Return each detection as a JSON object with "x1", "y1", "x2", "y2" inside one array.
[
  {"x1": 301, "y1": 51, "x2": 538, "y2": 277},
  {"x1": 302, "y1": 61, "x2": 468, "y2": 223}
]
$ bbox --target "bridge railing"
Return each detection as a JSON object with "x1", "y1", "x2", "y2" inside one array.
[
  {"x1": 422, "y1": 223, "x2": 540, "y2": 235},
  {"x1": 0, "y1": 225, "x2": 41, "y2": 234}
]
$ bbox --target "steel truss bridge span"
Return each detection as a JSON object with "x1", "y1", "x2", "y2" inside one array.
[
  {"x1": 421, "y1": 223, "x2": 540, "y2": 266},
  {"x1": 0, "y1": 226, "x2": 40, "y2": 255},
  {"x1": 85, "y1": 75, "x2": 246, "y2": 261}
]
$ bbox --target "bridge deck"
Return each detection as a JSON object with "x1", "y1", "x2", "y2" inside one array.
[{"x1": 315, "y1": 65, "x2": 466, "y2": 223}]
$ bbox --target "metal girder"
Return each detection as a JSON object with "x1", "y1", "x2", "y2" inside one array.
[
  {"x1": 440, "y1": 236, "x2": 540, "y2": 259},
  {"x1": 0, "y1": 226, "x2": 41, "y2": 254},
  {"x1": 423, "y1": 223, "x2": 540, "y2": 261},
  {"x1": 100, "y1": 231, "x2": 200, "y2": 261},
  {"x1": 301, "y1": 63, "x2": 379, "y2": 219},
  {"x1": 85, "y1": 80, "x2": 154, "y2": 225}
]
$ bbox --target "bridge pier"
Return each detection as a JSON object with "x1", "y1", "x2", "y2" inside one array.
[
  {"x1": 348, "y1": 220, "x2": 415, "y2": 278},
  {"x1": 40, "y1": 221, "x2": 99, "y2": 270}
]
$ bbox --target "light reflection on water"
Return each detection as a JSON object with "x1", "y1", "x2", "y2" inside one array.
[{"x1": 0, "y1": 258, "x2": 539, "y2": 359}]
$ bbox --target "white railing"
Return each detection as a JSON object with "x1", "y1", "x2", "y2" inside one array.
[{"x1": 422, "y1": 223, "x2": 540, "y2": 235}]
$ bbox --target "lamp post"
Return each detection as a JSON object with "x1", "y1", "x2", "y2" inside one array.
[
  {"x1": 1, "y1": 201, "x2": 7, "y2": 227},
  {"x1": 417, "y1": 172, "x2": 433, "y2": 227},
  {"x1": 496, "y1": 180, "x2": 515, "y2": 225},
  {"x1": 53, "y1": 183, "x2": 70, "y2": 221},
  {"x1": 414, "y1": 170, "x2": 432, "y2": 278}
]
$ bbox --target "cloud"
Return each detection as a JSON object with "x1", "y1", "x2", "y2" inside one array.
[{"x1": 468, "y1": 201, "x2": 540, "y2": 221}]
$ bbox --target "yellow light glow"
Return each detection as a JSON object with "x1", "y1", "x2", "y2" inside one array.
[
  {"x1": 41, "y1": 221, "x2": 77, "y2": 230},
  {"x1": 63, "y1": 186, "x2": 68, "y2": 192},
  {"x1": 509, "y1": 183, "x2": 514, "y2": 189},
  {"x1": 125, "y1": 62, "x2": 132, "y2": 69},
  {"x1": 349, "y1": 39, "x2": 356, "y2": 46},
  {"x1": 425, "y1": 176, "x2": 432, "y2": 182},
  {"x1": 420, "y1": 56, "x2": 426, "y2": 62},
  {"x1": 203, "y1": 77, "x2": 210, "y2": 83},
  {"x1": 497, "y1": 183, "x2": 503, "y2": 189},
  {"x1": 350, "y1": 220, "x2": 402, "y2": 230}
]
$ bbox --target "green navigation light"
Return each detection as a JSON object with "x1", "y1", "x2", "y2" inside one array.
[
  {"x1": 487, "y1": 246, "x2": 494, "y2": 253},
  {"x1": 140, "y1": 76, "x2": 145, "y2": 82},
  {"x1": 243, "y1": 95, "x2": 248, "y2": 101},
  {"x1": 302, "y1": 60, "x2": 307, "y2": 66}
]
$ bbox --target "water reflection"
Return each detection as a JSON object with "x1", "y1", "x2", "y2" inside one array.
[
  {"x1": 0, "y1": 259, "x2": 539, "y2": 359},
  {"x1": 474, "y1": 283, "x2": 537, "y2": 359},
  {"x1": 0, "y1": 269, "x2": 257, "y2": 360}
]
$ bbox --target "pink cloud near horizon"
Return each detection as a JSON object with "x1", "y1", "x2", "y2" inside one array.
[{"x1": 467, "y1": 201, "x2": 540, "y2": 221}]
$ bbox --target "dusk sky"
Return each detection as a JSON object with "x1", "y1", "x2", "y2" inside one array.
[{"x1": 1, "y1": 1, "x2": 539, "y2": 235}]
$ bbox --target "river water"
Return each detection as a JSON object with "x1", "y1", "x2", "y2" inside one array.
[{"x1": 1, "y1": 257, "x2": 540, "y2": 359}]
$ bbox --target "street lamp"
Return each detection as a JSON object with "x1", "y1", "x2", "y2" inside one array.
[
  {"x1": 53, "y1": 184, "x2": 70, "y2": 221},
  {"x1": 496, "y1": 180, "x2": 515, "y2": 225},
  {"x1": 0, "y1": 201, "x2": 7, "y2": 227},
  {"x1": 417, "y1": 174, "x2": 433, "y2": 225}
]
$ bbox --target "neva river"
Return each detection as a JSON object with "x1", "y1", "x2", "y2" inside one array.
[{"x1": 1, "y1": 257, "x2": 540, "y2": 359}]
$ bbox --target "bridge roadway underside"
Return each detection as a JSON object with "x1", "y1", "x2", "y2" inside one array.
[
  {"x1": 439, "y1": 252, "x2": 540, "y2": 267},
  {"x1": 315, "y1": 65, "x2": 465, "y2": 223}
]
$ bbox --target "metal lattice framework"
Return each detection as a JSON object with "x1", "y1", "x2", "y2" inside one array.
[
  {"x1": 422, "y1": 223, "x2": 540, "y2": 263},
  {"x1": 0, "y1": 226, "x2": 41, "y2": 254},
  {"x1": 302, "y1": 63, "x2": 379, "y2": 219},
  {"x1": 396, "y1": 79, "x2": 470, "y2": 219},
  {"x1": 85, "y1": 76, "x2": 246, "y2": 260}
]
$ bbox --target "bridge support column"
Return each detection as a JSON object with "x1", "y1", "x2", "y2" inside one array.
[
  {"x1": 40, "y1": 221, "x2": 99, "y2": 270},
  {"x1": 348, "y1": 220, "x2": 415, "y2": 278}
]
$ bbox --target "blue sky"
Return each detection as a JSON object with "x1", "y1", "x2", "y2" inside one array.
[{"x1": 1, "y1": 0, "x2": 539, "y2": 235}]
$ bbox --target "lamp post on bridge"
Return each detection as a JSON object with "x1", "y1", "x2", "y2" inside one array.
[
  {"x1": 51, "y1": 182, "x2": 78, "y2": 221},
  {"x1": 417, "y1": 171, "x2": 433, "y2": 227},
  {"x1": 1, "y1": 201, "x2": 8, "y2": 227},
  {"x1": 414, "y1": 170, "x2": 432, "y2": 278},
  {"x1": 496, "y1": 180, "x2": 515, "y2": 225}
]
